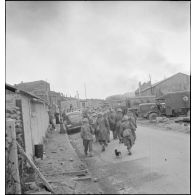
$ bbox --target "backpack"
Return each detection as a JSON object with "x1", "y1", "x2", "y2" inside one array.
[{"x1": 123, "y1": 129, "x2": 132, "y2": 137}]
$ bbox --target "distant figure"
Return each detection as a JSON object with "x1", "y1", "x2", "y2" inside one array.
[
  {"x1": 49, "y1": 110, "x2": 56, "y2": 131},
  {"x1": 70, "y1": 104, "x2": 73, "y2": 112},
  {"x1": 60, "y1": 118, "x2": 66, "y2": 134},
  {"x1": 80, "y1": 118, "x2": 94, "y2": 157},
  {"x1": 62, "y1": 110, "x2": 67, "y2": 122},
  {"x1": 55, "y1": 112, "x2": 60, "y2": 124}
]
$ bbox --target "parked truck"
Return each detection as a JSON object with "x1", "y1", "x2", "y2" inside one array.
[
  {"x1": 138, "y1": 91, "x2": 190, "y2": 120},
  {"x1": 156, "y1": 91, "x2": 190, "y2": 117},
  {"x1": 126, "y1": 96, "x2": 156, "y2": 110}
]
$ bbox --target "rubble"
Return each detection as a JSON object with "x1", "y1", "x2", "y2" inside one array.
[
  {"x1": 138, "y1": 117, "x2": 190, "y2": 134},
  {"x1": 174, "y1": 117, "x2": 190, "y2": 123},
  {"x1": 156, "y1": 117, "x2": 169, "y2": 123}
]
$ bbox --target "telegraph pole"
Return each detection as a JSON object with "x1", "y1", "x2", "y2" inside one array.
[
  {"x1": 149, "y1": 74, "x2": 152, "y2": 95},
  {"x1": 84, "y1": 83, "x2": 87, "y2": 100}
]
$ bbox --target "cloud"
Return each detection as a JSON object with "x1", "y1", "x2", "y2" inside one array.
[{"x1": 6, "y1": 1, "x2": 190, "y2": 99}]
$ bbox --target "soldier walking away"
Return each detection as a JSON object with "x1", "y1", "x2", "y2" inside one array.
[
  {"x1": 80, "y1": 118, "x2": 94, "y2": 157},
  {"x1": 103, "y1": 111, "x2": 111, "y2": 144},
  {"x1": 108, "y1": 109, "x2": 117, "y2": 139},
  {"x1": 120, "y1": 115, "x2": 136, "y2": 155},
  {"x1": 95, "y1": 112, "x2": 108, "y2": 152},
  {"x1": 89, "y1": 113, "x2": 97, "y2": 142},
  {"x1": 115, "y1": 108, "x2": 123, "y2": 143},
  {"x1": 127, "y1": 109, "x2": 137, "y2": 141},
  {"x1": 94, "y1": 113, "x2": 102, "y2": 142}
]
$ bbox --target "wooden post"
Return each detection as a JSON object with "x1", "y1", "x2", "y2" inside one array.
[
  {"x1": 16, "y1": 142, "x2": 55, "y2": 194},
  {"x1": 6, "y1": 119, "x2": 21, "y2": 194}
]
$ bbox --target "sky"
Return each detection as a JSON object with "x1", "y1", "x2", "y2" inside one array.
[{"x1": 6, "y1": 1, "x2": 190, "y2": 99}]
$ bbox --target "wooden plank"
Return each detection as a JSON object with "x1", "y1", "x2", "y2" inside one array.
[
  {"x1": 16, "y1": 141, "x2": 56, "y2": 194},
  {"x1": 72, "y1": 176, "x2": 92, "y2": 181},
  {"x1": 44, "y1": 169, "x2": 88, "y2": 177},
  {"x1": 62, "y1": 169, "x2": 88, "y2": 175}
]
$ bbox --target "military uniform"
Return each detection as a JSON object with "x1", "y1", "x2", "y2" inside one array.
[
  {"x1": 120, "y1": 115, "x2": 136, "y2": 155},
  {"x1": 80, "y1": 119, "x2": 94, "y2": 156},
  {"x1": 95, "y1": 114, "x2": 109, "y2": 151},
  {"x1": 115, "y1": 108, "x2": 123, "y2": 143}
]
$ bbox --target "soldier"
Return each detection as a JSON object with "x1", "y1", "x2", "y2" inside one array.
[
  {"x1": 103, "y1": 111, "x2": 111, "y2": 144},
  {"x1": 115, "y1": 108, "x2": 123, "y2": 143},
  {"x1": 127, "y1": 109, "x2": 137, "y2": 141},
  {"x1": 94, "y1": 113, "x2": 101, "y2": 142},
  {"x1": 95, "y1": 112, "x2": 109, "y2": 152},
  {"x1": 120, "y1": 115, "x2": 136, "y2": 155},
  {"x1": 89, "y1": 113, "x2": 97, "y2": 142},
  {"x1": 80, "y1": 118, "x2": 94, "y2": 157},
  {"x1": 108, "y1": 109, "x2": 117, "y2": 139}
]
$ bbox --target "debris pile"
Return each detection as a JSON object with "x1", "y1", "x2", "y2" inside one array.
[
  {"x1": 156, "y1": 117, "x2": 169, "y2": 123},
  {"x1": 174, "y1": 117, "x2": 190, "y2": 123}
]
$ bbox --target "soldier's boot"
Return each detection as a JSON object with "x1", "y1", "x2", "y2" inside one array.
[
  {"x1": 88, "y1": 152, "x2": 93, "y2": 157},
  {"x1": 127, "y1": 148, "x2": 132, "y2": 155},
  {"x1": 102, "y1": 145, "x2": 105, "y2": 152}
]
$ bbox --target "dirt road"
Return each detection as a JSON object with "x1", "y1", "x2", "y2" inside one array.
[
  {"x1": 70, "y1": 125, "x2": 190, "y2": 194},
  {"x1": 35, "y1": 132, "x2": 102, "y2": 194}
]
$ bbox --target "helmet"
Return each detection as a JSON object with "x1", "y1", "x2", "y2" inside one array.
[
  {"x1": 83, "y1": 118, "x2": 89, "y2": 123},
  {"x1": 103, "y1": 111, "x2": 108, "y2": 116},
  {"x1": 122, "y1": 115, "x2": 129, "y2": 121},
  {"x1": 117, "y1": 108, "x2": 122, "y2": 112},
  {"x1": 92, "y1": 113, "x2": 97, "y2": 117},
  {"x1": 98, "y1": 112, "x2": 103, "y2": 117}
]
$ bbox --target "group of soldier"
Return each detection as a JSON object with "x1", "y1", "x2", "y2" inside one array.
[{"x1": 80, "y1": 107, "x2": 137, "y2": 157}]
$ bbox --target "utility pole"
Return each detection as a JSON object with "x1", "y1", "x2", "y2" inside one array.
[
  {"x1": 149, "y1": 74, "x2": 151, "y2": 83},
  {"x1": 76, "y1": 90, "x2": 80, "y2": 109},
  {"x1": 149, "y1": 74, "x2": 152, "y2": 95},
  {"x1": 76, "y1": 90, "x2": 79, "y2": 99},
  {"x1": 84, "y1": 83, "x2": 87, "y2": 100}
]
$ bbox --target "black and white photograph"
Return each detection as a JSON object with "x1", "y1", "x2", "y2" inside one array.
[{"x1": 5, "y1": 1, "x2": 190, "y2": 194}]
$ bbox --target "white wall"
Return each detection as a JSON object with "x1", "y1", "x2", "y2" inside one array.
[
  {"x1": 21, "y1": 96, "x2": 34, "y2": 158},
  {"x1": 30, "y1": 101, "x2": 49, "y2": 149},
  {"x1": 21, "y1": 95, "x2": 49, "y2": 158}
]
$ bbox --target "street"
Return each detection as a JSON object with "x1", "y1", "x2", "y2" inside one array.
[{"x1": 70, "y1": 125, "x2": 190, "y2": 194}]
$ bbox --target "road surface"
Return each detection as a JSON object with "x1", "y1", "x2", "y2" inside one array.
[{"x1": 70, "y1": 125, "x2": 190, "y2": 194}]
